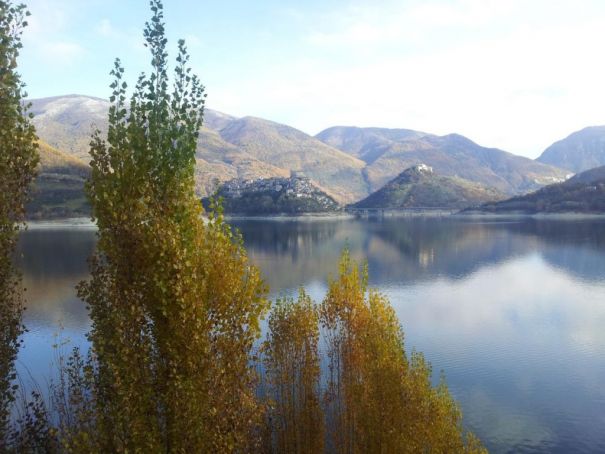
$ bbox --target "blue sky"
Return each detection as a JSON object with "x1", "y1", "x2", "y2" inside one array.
[{"x1": 18, "y1": 0, "x2": 605, "y2": 158}]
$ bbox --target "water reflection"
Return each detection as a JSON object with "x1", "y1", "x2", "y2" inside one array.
[
  {"x1": 232, "y1": 218, "x2": 605, "y2": 290},
  {"x1": 15, "y1": 217, "x2": 605, "y2": 453},
  {"x1": 15, "y1": 225, "x2": 95, "y2": 384}
]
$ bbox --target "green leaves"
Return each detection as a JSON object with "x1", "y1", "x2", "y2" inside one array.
[{"x1": 73, "y1": 1, "x2": 268, "y2": 452}]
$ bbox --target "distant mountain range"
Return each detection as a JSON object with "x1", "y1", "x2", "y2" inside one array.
[
  {"x1": 26, "y1": 94, "x2": 605, "y2": 218},
  {"x1": 29, "y1": 95, "x2": 366, "y2": 203},
  {"x1": 468, "y1": 165, "x2": 605, "y2": 214},
  {"x1": 537, "y1": 126, "x2": 605, "y2": 173},
  {"x1": 352, "y1": 164, "x2": 505, "y2": 210},
  {"x1": 316, "y1": 126, "x2": 567, "y2": 195}
]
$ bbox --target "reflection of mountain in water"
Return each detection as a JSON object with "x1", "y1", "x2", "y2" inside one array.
[
  {"x1": 361, "y1": 219, "x2": 538, "y2": 284},
  {"x1": 231, "y1": 219, "x2": 352, "y2": 291},
  {"x1": 14, "y1": 218, "x2": 605, "y2": 325},
  {"x1": 527, "y1": 220, "x2": 605, "y2": 283},
  {"x1": 234, "y1": 218, "x2": 605, "y2": 291},
  {"x1": 16, "y1": 228, "x2": 96, "y2": 330}
]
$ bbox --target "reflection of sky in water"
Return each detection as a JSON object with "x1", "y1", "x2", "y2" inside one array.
[{"x1": 15, "y1": 218, "x2": 605, "y2": 453}]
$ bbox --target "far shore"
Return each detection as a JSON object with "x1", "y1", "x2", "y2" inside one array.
[
  {"x1": 25, "y1": 217, "x2": 96, "y2": 229},
  {"x1": 24, "y1": 210, "x2": 605, "y2": 228},
  {"x1": 456, "y1": 211, "x2": 605, "y2": 220}
]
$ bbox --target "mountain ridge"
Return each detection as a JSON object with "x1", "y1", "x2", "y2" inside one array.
[
  {"x1": 316, "y1": 126, "x2": 568, "y2": 195},
  {"x1": 28, "y1": 94, "x2": 573, "y2": 210},
  {"x1": 29, "y1": 95, "x2": 368, "y2": 203}
]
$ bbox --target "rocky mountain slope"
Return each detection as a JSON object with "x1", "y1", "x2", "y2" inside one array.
[
  {"x1": 468, "y1": 165, "x2": 605, "y2": 214},
  {"x1": 317, "y1": 126, "x2": 568, "y2": 195},
  {"x1": 536, "y1": 126, "x2": 605, "y2": 173},
  {"x1": 352, "y1": 164, "x2": 505, "y2": 210}
]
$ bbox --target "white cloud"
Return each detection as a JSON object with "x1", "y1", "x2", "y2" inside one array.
[
  {"x1": 96, "y1": 19, "x2": 118, "y2": 38},
  {"x1": 95, "y1": 19, "x2": 145, "y2": 53},
  {"x1": 21, "y1": 0, "x2": 85, "y2": 66},
  {"x1": 209, "y1": 0, "x2": 605, "y2": 157},
  {"x1": 17, "y1": 0, "x2": 605, "y2": 156},
  {"x1": 38, "y1": 41, "x2": 86, "y2": 65},
  {"x1": 184, "y1": 34, "x2": 203, "y2": 49}
]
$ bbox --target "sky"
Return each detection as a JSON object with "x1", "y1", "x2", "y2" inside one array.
[{"x1": 17, "y1": 0, "x2": 605, "y2": 158}]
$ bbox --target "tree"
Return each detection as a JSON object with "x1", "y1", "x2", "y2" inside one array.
[
  {"x1": 320, "y1": 251, "x2": 486, "y2": 453},
  {"x1": 263, "y1": 290, "x2": 324, "y2": 453},
  {"x1": 63, "y1": 1, "x2": 269, "y2": 451},
  {"x1": 0, "y1": 0, "x2": 39, "y2": 448}
]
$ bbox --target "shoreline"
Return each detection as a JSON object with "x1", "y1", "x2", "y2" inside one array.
[
  {"x1": 456, "y1": 211, "x2": 605, "y2": 220},
  {"x1": 23, "y1": 211, "x2": 605, "y2": 227},
  {"x1": 225, "y1": 212, "x2": 355, "y2": 221},
  {"x1": 25, "y1": 217, "x2": 96, "y2": 229}
]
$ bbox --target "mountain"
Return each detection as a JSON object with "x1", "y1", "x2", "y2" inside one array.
[
  {"x1": 536, "y1": 126, "x2": 605, "y2": 173},
  {"x1": 29, "y1": 95, "x2": 367, "y2": 203},
  {"x1": 204, "y1": 174, "x2": 340, "y2": 215},
  {"x1": 352, "y1": 164, "x2": 505, "y2": 210},
  {"x1": 316, "y1": 126, "x2": 427, "y2": 163},
  {"x1": 29, "y1": 94, "x2": 572, "y2": 209},
  {"x1": 193, "y1": 125, "x2": 290, "y2": 196},
  {"x1": 469, "y1": 165, "x2": 605, "y2": 214},
  {"x1": 29, "y1": 95, "x2": 108, "y2": 162},
  {"x1": 27, "y1": 141, "x2": 91, "y2": 219},
  {"x1": 29, "y1": 94, "x2": 241, "y2": 161},
  {"x1": 316, "y1": 127, "x2": 568, "y2": 195},
  {"x1": 218, "y1": 117, "x2": 367, "y2": 202}
]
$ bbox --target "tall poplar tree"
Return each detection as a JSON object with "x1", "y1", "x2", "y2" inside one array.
[
  {"x1": 263, "y1": 291, "x2": 324, "y2": 453},
  {"x1": 0, "y1": 0, "x2": 38, "y2": 448},
  {"x1": 320, "y1": 251, "x2": 486, "y2": 453},
  {"x1": 67, "y1": 1, "x2": 269, "y2": 451}
]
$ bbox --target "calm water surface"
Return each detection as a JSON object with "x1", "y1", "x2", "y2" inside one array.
[{"x1": 16, "y1": 217, "x2": 605, "y2": 453}]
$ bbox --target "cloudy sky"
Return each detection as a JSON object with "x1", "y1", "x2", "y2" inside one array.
[{"x1": 18, "y1": 0, "x2": 605, "y2": 158}]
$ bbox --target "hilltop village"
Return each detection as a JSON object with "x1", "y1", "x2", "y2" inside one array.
[{"x1": 205, "y1": 172, "x2": 340, "y2": 214}]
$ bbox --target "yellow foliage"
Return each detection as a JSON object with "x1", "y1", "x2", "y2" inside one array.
[
  {"x1": 263, "y1": 290, "x2": 324, "y2": 453},
  {"x1": 320, "y1": 251, "x2": 486, "y2": 454}
]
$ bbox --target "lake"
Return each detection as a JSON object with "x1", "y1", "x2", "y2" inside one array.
[{"x1": 15, "y1": 216, "x2": 605, "y2": 453}]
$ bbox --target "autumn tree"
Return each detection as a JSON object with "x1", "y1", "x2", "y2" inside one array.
[
  {"x1": 61, "y1": 1, "x2": 269, "y2": 451},
  {"x1": 263, "y1": 290, "x2": 324, "y2": 454},
  {"x1": 0, "y1": 0, "x2": 39, "y2": 448},
  {"x1": 320, "y1": 251, "x2": 486, "y2": 453}
]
